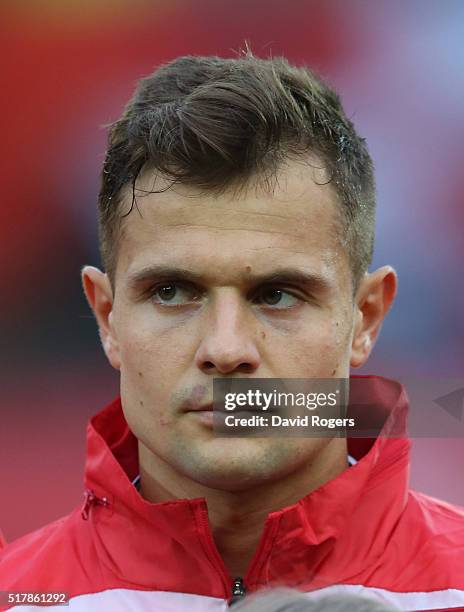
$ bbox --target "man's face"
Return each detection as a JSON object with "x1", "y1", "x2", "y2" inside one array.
[{"x1": 106, "y1": 160, "x2": 357, "y2": 490}]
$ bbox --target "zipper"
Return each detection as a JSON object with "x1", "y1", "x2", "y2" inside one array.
[
  {"x1": 194, "y1": 500, "x2": 277, "y2": 604},
  {"x1": 80, "y1": 488, "x2": 110, "y2": 520},
  {"x1": 228, "y1": 577, "x2": 246, "y2": 606}
]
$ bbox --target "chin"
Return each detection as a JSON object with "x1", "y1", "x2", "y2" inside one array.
[
  {"x1": 178, "y1": 440, "x2": 301, "y2": 492},
  {"x1": 190, "y1": 466, "x2": 277, "y2": 492}
]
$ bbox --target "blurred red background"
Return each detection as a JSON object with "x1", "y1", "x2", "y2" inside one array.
[{"x1": 1, "y1": 0, "x2": 463, "y2": 543}]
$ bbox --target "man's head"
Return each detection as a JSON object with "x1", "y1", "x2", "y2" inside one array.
[
  {"x1": 82, "y1": 53, "x2": 396, "y2": 493},
  {"x1": 97, "y1": 53, "x2": 376, "y2": 293}
]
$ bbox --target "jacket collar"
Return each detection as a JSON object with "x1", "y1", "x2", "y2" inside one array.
[{"x1": 83, "y1": 375, "x2": 410, "y2": 598}]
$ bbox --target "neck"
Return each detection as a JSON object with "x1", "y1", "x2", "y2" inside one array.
[{"x1": 138, "y1": 438, "x2": 348, "y2": 578}]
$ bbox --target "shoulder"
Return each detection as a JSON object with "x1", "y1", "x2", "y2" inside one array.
[
  {"x1": 0, "y1": 509, "x2": 98, "y2": 593},
  {"x1": 406, "y1": 489, "x2": 464, "y2": 536},
  {"x1": 386, "y1": 489, "x2": 464, "y2": 586}
]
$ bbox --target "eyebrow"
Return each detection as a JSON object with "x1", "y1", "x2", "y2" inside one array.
[
  {"x1": 127, "y1": 266, "x2": 204, "y2": 289},
  {"x1": 126, "y1": 265, "x2": 333, "y2": 294}
]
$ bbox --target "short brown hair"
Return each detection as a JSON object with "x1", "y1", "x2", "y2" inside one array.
[{"x1": 98, "y1": 52, "x2": 375, "y2": 290}]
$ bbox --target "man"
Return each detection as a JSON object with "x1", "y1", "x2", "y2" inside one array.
[{"x1": 1, "y1": 53, "x2": 463, "y2": 611}]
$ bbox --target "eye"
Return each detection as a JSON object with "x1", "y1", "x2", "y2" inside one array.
[
  {"x1": 150, "y1": 283, "x2": 201, "y2": 306},
  {"x1": 254, "y1": 287, "x2": 300, "y2": 309}
]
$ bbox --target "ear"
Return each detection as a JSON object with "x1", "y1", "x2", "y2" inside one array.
[
  {"x1": 81, "y1": 266, "x2": 121, "y2": 370},
  {"x1": 350, "y1": 266, "x2": 398, "y2": 368}
]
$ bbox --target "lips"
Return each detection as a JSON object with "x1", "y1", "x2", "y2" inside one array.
[
  {"x1": 186, "y1": 404, "x2": 234, "y2": 416},
  {"x1": 183, "y1": 402, "x2": 214, "y2": 413},
  {"x1": 194, "y1": 403, "x2": 214, "y2": 412}
]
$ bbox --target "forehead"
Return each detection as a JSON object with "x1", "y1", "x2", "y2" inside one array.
[{"x1": 115, "y1": 160, "x2": 349, "y2": 286}]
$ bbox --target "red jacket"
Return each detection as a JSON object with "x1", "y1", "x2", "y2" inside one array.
[{"x1": 1, "y1": 376, "x2": 464, "y2": 611}]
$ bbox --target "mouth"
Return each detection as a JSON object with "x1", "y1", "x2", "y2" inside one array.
[
  {"x1": 184, "y1": 402, "x2": 214, "y2": 413},
  {"x1": 186, "y1": 404, "x2": 258, "y2": 414},
  {"x1": 185, "y1": 403, "x2": 258, "y2": 428},
  {"x1": 185, "y1": 404, "x2": 216, "y2": 428}
]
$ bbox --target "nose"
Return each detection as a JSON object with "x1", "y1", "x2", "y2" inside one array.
[{"x1": 194, "y1": 291, "x2": 261, "y2": 375}]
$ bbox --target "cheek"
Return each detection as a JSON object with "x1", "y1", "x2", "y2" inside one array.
[
  {"x1": 116, "y1": 318, "x2": 183, "y2": 408},
  {"x1": 325, "y1": 314, "x2": 354, "y2": 373},
  {"x1": 118, "y1": 306, "x2": 192, "y2": 373},
  {"x1": 281, "y1": 314, "x2": 352, "y2": 376},
  {"x1": 118, "y1": 333, "x2": 178, "y2": 440}
]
